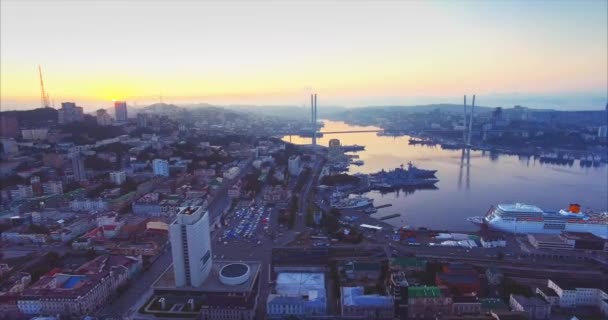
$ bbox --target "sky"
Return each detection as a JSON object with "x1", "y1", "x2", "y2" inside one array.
[{"x1": 1, "y1": 0, "x2": 607, "y2": 112}]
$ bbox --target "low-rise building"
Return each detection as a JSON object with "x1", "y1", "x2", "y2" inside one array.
[
  {"x1": 341, "y1": 286, "x2": 393, "y2": 319},
  {"x1": 545, "y1": 279, "x2": 608, "y2": 316},
  {"x1": 109, "y1": 171, "x2": 127, "y2": 185},
  {"x1": 9, "y1": 185, "x2": 33, "y2": 201},
  {"x1": 17, "y1": 255, "x2": 141, "y2": 317},
  {"x1": 509, "y1": 294, "x2": 551, "y2": 320},
  {"x1": 41, "y1": 181, "x2": 63, "y2": 195},
  {"x1": 267, "y1": 272, "x2": 327, "y2": 318},
  {"x1": 452, "y1": 296, "x2": 482, "y2": 315},
  {"x1": 69, "y1": 199, "x2": 108, "y2": 212},
  {"x1": 408, "y1": 286, "x2": 452, "y2": 319}
]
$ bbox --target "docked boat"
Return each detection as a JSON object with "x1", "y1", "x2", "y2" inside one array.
[
  {"x1": 369, "y1": 162, "x2": 438, "y2": 189},
  {"x1": 468, "y1": 203, "x2": 608, "y2": 239},
  {"x1": 333, "y1": 196, "x2": 374, "y2": 210}
]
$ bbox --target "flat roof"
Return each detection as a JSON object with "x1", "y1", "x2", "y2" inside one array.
[
  {"x1": 276, "y1": 272, "x2": 325, "y2": 297},
  {"x1": 153, "y1": 260, "x2": 261, "y2": 293},
  {"x1": 360, "y1": 224, "x2": 382, "y2": 230},
  {"x1": 408, "y1": 286, "x2": 441, "y2": 298}
]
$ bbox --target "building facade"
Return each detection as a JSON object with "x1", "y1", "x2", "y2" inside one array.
[
  {"x1": 114, "y1": 101, "x2": 128, "y2": 122},
  {"x1": 169, "y1": 206, "x2": 213, "y2": 287},
  {"x1": 153, "y1": 159, "x2": 170, "y2": 177},
  {"x1": 109, "y1": 171, "x2": 127, "y2": 185}
]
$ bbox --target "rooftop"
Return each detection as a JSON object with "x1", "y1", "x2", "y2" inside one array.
[
  {"x1": 153, "y1": 260, "x2": 261, "y2": 293},
  {"x1": 408, "y1": 286, "x2": 442, "y2": 298},
  {"x1": 561, "y1": 231, "x2": 606, "y2": 242},
  {"x1": 391, "y1": 257, "x2": 427, "y2": 269},
  {"x1": 276, "y1": 272, "x2": 325, "y2": 297},
  {"x1": 341, "y1": 286, "x2": 392, "y2": 307},
  {"x1": 511, "y1": 294, "x2": 550, "y2": 307}
]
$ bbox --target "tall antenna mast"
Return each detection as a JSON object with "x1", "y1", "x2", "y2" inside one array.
[{"x1": 38, "y1": 65, "x2": 51, "y2": 108}]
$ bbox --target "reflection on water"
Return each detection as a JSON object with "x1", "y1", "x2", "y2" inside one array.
[{"x1": 282, "y1": 120, "x2": 608, "y2": 230}]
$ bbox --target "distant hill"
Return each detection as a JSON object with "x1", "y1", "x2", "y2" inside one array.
[
  {"x1": 0, "y1": 107, "x2": 58, "y2": 127},
  {"x1": 139, "y1": 103, "x2": 186, "y2": 114}
]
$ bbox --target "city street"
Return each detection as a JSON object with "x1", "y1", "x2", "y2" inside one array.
[{"x1": 96, "y1": 247, "x2": 173, "y2": 318}]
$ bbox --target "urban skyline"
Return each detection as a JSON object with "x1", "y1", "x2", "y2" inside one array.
[{"x1": 1, "y1": 1, "x2": 607, "y2": 111}]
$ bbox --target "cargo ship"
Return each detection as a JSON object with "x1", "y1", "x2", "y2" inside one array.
[{"x1": 467, "y1": 203, "x2": 608, "y2": 239}]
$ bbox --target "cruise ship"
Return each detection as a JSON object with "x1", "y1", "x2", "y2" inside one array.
[{"x1": 468, "y1": 203, "x2": 608, "y2": 239}]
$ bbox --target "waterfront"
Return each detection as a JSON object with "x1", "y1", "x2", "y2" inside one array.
[{"x1": 283, "y1": 120, "x2": 608, "y2": 231}]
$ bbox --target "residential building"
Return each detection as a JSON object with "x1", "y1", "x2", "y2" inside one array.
[
  {"x1": 96, "y1": 109, "x2": 112, "y2": 126},
  {"x1": 17, "y1": 255, "x2": 141, "y2": 317},
  {"x1": 137, "y1": 113, "x2": 148, "y2": 128},
  {"x1": 509, "y1": 294, "x2": 551, "y2": 320},
  {"x1": 408, "y1": 286, "x2": 452, "y2": 319},
  {"x1": 69, "y1": 199, "x2": 108, "y2": 211},
  {"x1": 288, "y1": 155, "x2": 301, "y2": 176},
  {"x1": 1, "y1": 138, "x2": 18, "y2": 154},
  {"x1": 29, "y1": 176, "x2": 42, "y2": 196},
  {"x1": 598, "y1": 125, "x2": 608, "y2": 138},
  {"x1": 42, "y1": 153, "x2": 64, "y2": 168},
  {"x1": 71, "y1": 153, "x2": 86, "y2": 181},
  {"x1": 341, "y1": 286, "x2": 393, "y2": 320},
  {"x1": 153, "y1": 159, "x2": 169, "y2": 177},
  {"x1": 114, "y1": 101, "x2": 128, "y2": 122},
  {"x1": 0, "y1": 114, "x2": 19, "y2": 137},
  {"x1": 42, "y1": 181, "x2": 63, "y2": 195},
  {"x1": 452, "y1": 296, "x2": 482, "y2": 315},
  {"x1": 21, "y1": 129, "x2": 49, "y2": 140},
  {"x1": 389, "y1": 271, "x2": 409, "y2": 320},
  {"x1": 267, "y1": 272, "x2": 327, "y2": 318},
  {"x1": 109, "y1": 171, "x2": 127, "y2": 185},
  {"x1": 58, "y1": 102, "x2": 84, "y2": 124},
  {"x1": 9, "y1": 184, "x2": 34, "y2": 201},
  {"x1": 169, "y1": 206, "x2": 213, "y2": 287},
  {"x1": 546, "y1": 279, "x2": 608, "y2": 316},
  {"x1": 328, "y1": 138, "x2": 342, "y2": 161}
]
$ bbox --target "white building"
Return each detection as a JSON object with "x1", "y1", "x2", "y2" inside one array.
[
  {"x1": 69, "y1": 199, "x2": 108, "y2": 212},
  {"x1": 288, "y1": 155, "x2": 301, "y2": 176},
  {"x1": 153, "y1": 159, "x2": 170, "y2": 177},
  {"x1": 599, "y1": 125, "x2": 608, "y2": 138},
  {"x1": 109, "y1": 171, "x2": 127, "y2": 185},
  {"x1": 546, "y1": 279, "x2": 608, "y2": 316},
  {"x1": 10, "y1": 185, "x2": 34, "y2": 201},
  {"x1": 509, "y1": 294, "x2": 551, "y2": 320},
  {"x1": 42, "y1": 181, "x2": 63, "y2": 195},
  {"x1": 21, "y1": 129, "x2": 49, "y2": 140},
  {"x1": 267, "y1": 272, "x2": 327, "y2": 318},
  {"x1": 169, "y1": 206, "x2": 213, "y2": 287},
  {"x1": 1, "y1": 138, "x2": 19, "y2": 154}
]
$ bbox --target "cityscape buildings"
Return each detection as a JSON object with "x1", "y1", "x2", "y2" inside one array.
[{"x1": 114, "y1": 101, "x2": 128, "y2": 122}]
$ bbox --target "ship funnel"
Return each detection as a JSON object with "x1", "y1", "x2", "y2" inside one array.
[{"x1": 568, "y1": 203, "x2": 581, "y2": 213}]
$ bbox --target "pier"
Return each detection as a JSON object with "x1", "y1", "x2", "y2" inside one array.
[{"x1": 379, "y1": 213, "x2": 400, "y2": 221}]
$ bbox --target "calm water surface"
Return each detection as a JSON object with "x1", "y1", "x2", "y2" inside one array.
[{"x1": 283, "y1": 120, "x2": 608, "y2": 231}]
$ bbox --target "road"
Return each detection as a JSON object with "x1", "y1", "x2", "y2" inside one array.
[{"x1": 96, "y1": 247, "x2": 173, "y2": 318}]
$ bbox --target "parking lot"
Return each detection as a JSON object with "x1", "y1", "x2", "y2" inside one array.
[{"x1": 217, "y1": 202, "x2": 272, "y2": 245}]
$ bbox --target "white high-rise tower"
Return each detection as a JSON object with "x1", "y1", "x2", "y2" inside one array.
[{"x1": 169, "y1": 206, "x2": 213, "y2": 287}]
